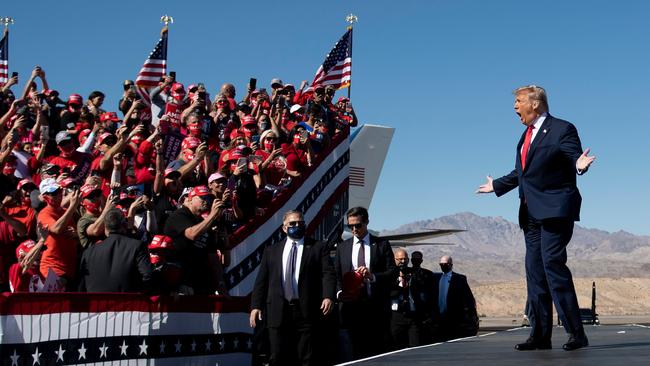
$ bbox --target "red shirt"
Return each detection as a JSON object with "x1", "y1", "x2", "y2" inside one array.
[
  {"x1": 9, "y1": 263, "x2": 42, "y2": 292},
  {"x1": 255, "y1": 149, "x2": 285, "y2": 186},
  {"x1": 47, "y1": 151, "x2": 93, "y2": 183},
  {"x1": 38, "y1": 205, "x2": 79, "y2": 280}
]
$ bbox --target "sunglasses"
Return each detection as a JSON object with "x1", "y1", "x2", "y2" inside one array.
[
  {"x1": 287, "y1": 220, "x2": 305, "y2": 227},
  {"x1": 265, "y1": 137, "x2": 277, "y2": 141},
  {"x1": 347, "y1": 223, "x2": 365, "y2": 230}
]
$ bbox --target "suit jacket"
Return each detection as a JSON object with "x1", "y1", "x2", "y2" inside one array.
[
  {"x1": 251, "y1": 237, "x2": 336, "y2": 328},
  {"x1": 335, "y1": 234, "x2": 397, "y2": 305},
  {"x1": 432, "y1": 271, "x2": 478, "y2": 329},
  {"x1": 389, "y1": 267, "x2": 435, "y2": 317},
  {"x1": 493, "y1": 115, "x2": 585, "y2": 222},
  {"x1": 78, "y1": 233, "x2": 155, "y2": 293}
]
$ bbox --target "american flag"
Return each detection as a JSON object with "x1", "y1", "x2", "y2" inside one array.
[
  {"x1": 0, "y1": 30, "x2": 8, "y2": 87},
  {"x1": 134, "y1": 32, "x2": 168, "y2": 106},
  {"x1": 310, "y1": 28, "x2": 352, "y2": 90}
]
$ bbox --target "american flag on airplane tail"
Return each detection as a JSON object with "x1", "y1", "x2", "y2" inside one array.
[
  {"x1": 349, "y1": 166, "x2": 365, "y2": 187},
  {"x1": 135, "y1": 32, "x2": 168, "y2": 105},
  {"x1": 310, "y1": 28, "x2": 352, "y2": 90},
  {"x1": 0, "y1": 30, "x2": 8, "y2": 87},
  {"x1": 0, "y1": 293, "x2": 252, "y2": 366}
]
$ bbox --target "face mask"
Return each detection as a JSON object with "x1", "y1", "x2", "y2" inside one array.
[
  {"x1": 293, "y1": 134, "x2": 301, "y2": 145},
  {"x1": 440, "y1": 263, "x2": 452, "y2": 273},
  {"x1": 264, "y1": 141, "x2": 275, "y2": 151},
  {"x1": 83, "y1": 200, "x2": 101, "y2": 215},
  {"x1": 259, "y1": 121, "x2": 269, "y2": 131},
  {"x1": 411, "y1": 259, "x2": 423, "y2": 268},
  {"x1": 3, "y1": 165, "x2": 16, "y2": 175},
  {"x1": 286, "y1": 225, "x2": 305, "y2": 240},
  {"x1": 398, "y1": 262, "x2": 409, "y2": 272},
  {"x1": 22, "y1": 196, "x2": 32, "y2": 206}
]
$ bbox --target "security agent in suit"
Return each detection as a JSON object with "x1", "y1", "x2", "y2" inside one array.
[
  {"x1": 250, "y1": 210, "x2": 336, "y2": 366},
  {"x1": 431, "y1": 256, "x2": 478, "y2": 341},
  {"x1": 78, "y1": 208, "x2": 157, "y2": 293},
  {"x1": 477, "y1": 85, "x2": 596, "y2": 351},
  {"x1": 389, "y1": 249, "x2": 435, "y2": 349},
  {"x1": 336, "y1": 206, "x2": 398, "y2": 359}
]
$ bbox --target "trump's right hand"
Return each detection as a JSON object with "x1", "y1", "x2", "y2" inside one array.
[
  {"x1": 476, "y1": 175, "x2": 494, "y2": 194},
  {"x1": 250, "y1": 309, "x2": 262, "y2": 328}
]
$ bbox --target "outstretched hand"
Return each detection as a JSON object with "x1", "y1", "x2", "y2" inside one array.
[
  {"x1": 476, "y1": 175, "x2": 494, "y2": 194},
  {"x1": 576, "y1": 148, "x2": 596, "y2": 171}
]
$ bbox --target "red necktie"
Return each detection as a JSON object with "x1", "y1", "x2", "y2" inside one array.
[{"x1": 521, "y1": 125, "x2": 534, "y2": 170}]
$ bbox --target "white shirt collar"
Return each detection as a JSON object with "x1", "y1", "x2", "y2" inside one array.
[
  {"x1": 285, "y1": 237, "x2": 305, "y2": 246},
  {"x1": 531, "y1": 112, "x2": 547, "y2": 130},
  {"x1": 354, "y1": 233, "x2": 370, "y2": 246}
]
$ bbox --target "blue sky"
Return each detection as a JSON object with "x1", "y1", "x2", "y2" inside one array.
[{"x1": 4, "y1": 1, "x2": 649, "y2": 235}]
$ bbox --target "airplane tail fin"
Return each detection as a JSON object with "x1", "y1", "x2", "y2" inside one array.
[{"x1": 349, "y1": 124, "x2": 395, "y2": 210}]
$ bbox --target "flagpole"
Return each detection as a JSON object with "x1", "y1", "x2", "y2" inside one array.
[{"x1": 345, "y1": 14, "x2": 357, "y2": 100}]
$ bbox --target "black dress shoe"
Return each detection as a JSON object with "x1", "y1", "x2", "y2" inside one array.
[
  {"x1": 563, "y1": 334, "x2": 589, "y2": 351},
  {"x1": 515, "y1": 337, "x2": 552, "y2": 351}
]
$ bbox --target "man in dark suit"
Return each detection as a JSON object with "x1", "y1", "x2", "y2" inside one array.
[
  {"x1": 477, "y1": 85, "x2": 596, "y2": 351},
  {"x1": 431, "y1": 256, "x2": 478, "y2": 341},
  {"x1": 336, "y1": 206, "x2": 398, "y2": 359},
  {"x1": 389, "y1": 249, "x2": 435, "y2": 348},
  {"x1": 250, "y1": 210, "x2": 336, "y2": 366},
  {"x1": 78, "y1": 208, "x2": 156, "y2": 293}
]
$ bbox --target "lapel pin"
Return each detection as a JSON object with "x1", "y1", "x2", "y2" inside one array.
[{"x1": 543, "y1": 129, "x2": 547, "y2": 133}]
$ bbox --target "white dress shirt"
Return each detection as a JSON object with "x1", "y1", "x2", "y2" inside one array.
[
  {"x1": 352, "y1": 233, "x2": 371, "y2": 270},
  {"x1": 521, "y1": 113, "x2": 547, "y2": 156},
  {"x1": 282, "y1": 237, "x2": 304, "y2": 297}
]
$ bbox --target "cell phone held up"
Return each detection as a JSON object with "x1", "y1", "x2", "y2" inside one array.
[{"x1": 249, "y1": 78, "x2": 257, "y2": 91}]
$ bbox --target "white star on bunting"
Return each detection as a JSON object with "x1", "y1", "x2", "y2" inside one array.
[
  {"x1": 139, "y1": 339, "x2": 148, "y2": 355},
  {"x1": 205, "y1": 338, "x2": 212, "y2": 351},
  {"x1": 31, "y1": 347, "x2": 42, "y2": 365},
  {"x1": 159, "y1": 340, "x2": 166, "y2": 354},
  {"x1": 120, "y1": 340, "x2": 129, "y2": 356},
  {"x1": 99, "y1": 343, "x2": 108, "y2": 358},
  {"x1": 55, "y1": 344, "x2": 66, "y2": 361},
  {"x1": 78, "y1": 343, "x2": 87, "y2": 360},
  {"x1": 10, "y1": 349, "x2": 19, "y2": 366},
  {"x1": 191, "y1": 339, "x2": 197, "y2": 352}
]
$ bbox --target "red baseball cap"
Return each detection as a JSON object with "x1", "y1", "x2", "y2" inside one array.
[
  {"x1": 230, "y1": 129, "x2": 245, "y2": 140},
  {"x1": 100, "y1": 112, "x2": 120, "y2": 123},
  {"x1": 181, "y1": 136, "x2": 201, "y2": 151},
  {"x1": 149, "y1": 235, "x2": 174, "y2": 250},
  {"x1": 97, "y1": 132, "x2": 117, "y2": 146},
  {"x1": 80, "y1": 184, "x2": 102, "y2": 198},
  {"x1": 16, "y1": 240, "x2": 37, "y2": 260},
  {"x1": 68, "y1": 94, "x2": 83, "y2": 105},
  {"x1": 164, "y1": 168, "x2": 181, "y2": 179},
  {"x1": 187, "y1": 185, "x2": 213, "y2": 199},
  {"x1": 59, "y1": 177, "x2": 75, "y2": 188},
  {"x1": 78, "y1": 129, "x2": 92, "y2": 144},
  {"x1": 17, "y1": 179, "x2": 38, "y2": 191},
  {"x1": 241, "y1": 115, "x2": 256, "y2": 126}
]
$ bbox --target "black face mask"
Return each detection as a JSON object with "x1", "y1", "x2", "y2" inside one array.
[
  {"x1": 287, "y1": 225, "x2": 305, "y2": 240},
  {"x1": 398, "y1": 263, "x2": 409, "y2": 272},
  {"x1": 440, "y1": 263, "x2": 452, "y2": 273},
  {"x1": 411, "y1": 259, "x2": 423, "y2": 268}
]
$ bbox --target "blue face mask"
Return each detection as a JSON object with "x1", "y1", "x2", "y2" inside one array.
[{"x1": 287, "y1": 225, "x2": 305, "y2": 240}]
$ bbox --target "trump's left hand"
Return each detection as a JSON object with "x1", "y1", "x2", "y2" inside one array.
[{"x1": 576, "y1": 148, "x2": 596, "y2": 171}]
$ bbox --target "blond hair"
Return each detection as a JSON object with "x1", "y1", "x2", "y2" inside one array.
[{"x1": 514, "y1": 85, "x2": 549, "y2": 112}]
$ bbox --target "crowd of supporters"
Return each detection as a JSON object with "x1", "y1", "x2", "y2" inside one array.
[{"x1": 0, "y1": 65, "x2": 358, "y2": 295}]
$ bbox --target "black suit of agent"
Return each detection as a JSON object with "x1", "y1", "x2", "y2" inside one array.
[
  {"x1": 251, "y1": 212, "x2": 335, "y2": 366},
  {"x1": 336, "y1": 232, "x2": 397, "y2": 359},
  {"x1": 432, "y1": 269, "x2": 478, "y2": 341}
]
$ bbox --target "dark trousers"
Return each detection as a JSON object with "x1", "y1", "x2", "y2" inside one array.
[
  {"x1": 524, "y1": 215, "x2": 584, "y2": 341},
  {"x1": 390, "y1": 311, "x2": 422, "y2": 349},
  {"x1": 268, "y1": 301, "x2": 313, "y2": 366},
  {"x1": 342, "y1": 300, "x2": 390, "y2": 359}
]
